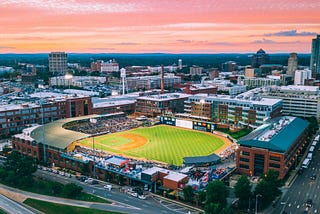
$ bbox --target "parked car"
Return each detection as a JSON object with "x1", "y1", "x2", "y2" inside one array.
[
  {"x1": 306, "y1": 199, "x2": 313, "y2": 207},
  {"x1": 310, "y1": 174, "x2": 316, "y2": 180},
  {"x1": 138, "y1": 194, "x2": 147, "y2": 200},
  {"x1": 104, "y1": 185, "x2": 112, "y2": 191}
]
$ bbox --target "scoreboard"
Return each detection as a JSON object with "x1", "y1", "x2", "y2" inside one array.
[
  {"x1": 160, "y1": 116, "x2": 176, "y2": 126},
  {"x1": 193, "y1": 121, "x2": 215, "y2": 132},
  {"x1": 160, "y1": 116, "x2": 215, "y2": 132}
]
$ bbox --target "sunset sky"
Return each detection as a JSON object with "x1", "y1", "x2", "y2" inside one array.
[{"x1": 0, "y1": 0, "x2": 319, "y2": 53}]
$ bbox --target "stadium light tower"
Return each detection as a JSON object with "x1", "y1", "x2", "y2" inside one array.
[
  {"x1": 90, "y1": 118, "x2": 97, "y2": 178},
  {"x1": 39, "y1": 94, "x2": 47, "y2": 164},
  {"x1": 65, "y1": 73, "x2": 73, "y2": 117}
]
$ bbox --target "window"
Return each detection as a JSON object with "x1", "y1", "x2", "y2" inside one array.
[
  {"x1": 240, "y1": 164, "x2": 249, "y2": 169},
  {"x1": 269, "y1": 163, "x2": 280, "y2": 168},
  {"x1": 241, "y1": 151, "x2": 250, "y2": 156},
  {"x1": 240, "y1": 157, "x2": 249, "y2": 162},
  {"x1": 270, "y1": 155, "x2": 280, "y2": 162}
]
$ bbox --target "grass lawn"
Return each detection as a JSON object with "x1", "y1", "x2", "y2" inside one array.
[
  {"x1": 24, "y1": 198, "x2": 122, "y2": 214},
  {"x1": 216, "y1": 128, "x2": 251, "y2": 140},
  {"x1": 15, "y1": 178, "x2": 110, "y2": 204},
  {"x1": 80, "y1": 125, "x2": 226, "y2": 165}
]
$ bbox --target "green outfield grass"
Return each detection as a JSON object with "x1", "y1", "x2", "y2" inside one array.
[{"x1": 80, "y1": 125, "x2": 226, "y2": 166}]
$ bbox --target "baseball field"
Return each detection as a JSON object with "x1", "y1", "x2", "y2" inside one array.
[{"x1": 79, "y1": 125, "x2": 231, "y2": 166}]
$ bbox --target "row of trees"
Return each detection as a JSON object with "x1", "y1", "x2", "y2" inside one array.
[
  {"x1": 0, "y1": 151, "x2": 82, "y2": 199},
  {"x1": 235, "y1": 170, "x2": 282, "y2": 211},
  {"x1": 183, "y1": 180, "x2": 232, "y2": 214},
  {"x1": 182, "y1": 169, "x2": 282, "y2": 213}
]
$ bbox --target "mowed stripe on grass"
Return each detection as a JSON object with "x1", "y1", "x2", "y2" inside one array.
[{"x1": 79, "y1": 125, "x2": 225, "y2": 165}]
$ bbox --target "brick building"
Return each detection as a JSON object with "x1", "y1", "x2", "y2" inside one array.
[
  {"x1": 185, "y1": 91, "x2": 282, "y2": 128},
  {"x1": 236, "y1": 116, "x2": 309, "y2": 178},
  {"x1": 135, "y1": 93, "x2": 190, "y2": 117}
]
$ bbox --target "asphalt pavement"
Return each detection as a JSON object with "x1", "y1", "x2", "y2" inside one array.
[
  {"x1": 0, "y1": 194, "x2": 35, "y2": 214},
  {"x1": 34, "y1": 170, "x2": 200, "y2": 214},
  {"x1": 271, "y1": 141, "x2": 320, "y2": 214}
]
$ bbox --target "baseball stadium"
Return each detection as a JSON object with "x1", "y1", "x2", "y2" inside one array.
[
  {"x1": 14, "y1": 112, "x2": 233, "y2": 166},
  {"x1": 12, "y1": 112, "x2": 237, "y2": 191}
]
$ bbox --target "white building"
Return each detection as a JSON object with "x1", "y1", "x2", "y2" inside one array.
[
  {"x1": 257, "y1": 85, "x2": 320, "y2": 121},
  {"x1": 50, "y1": 76, "x2": 107, "y2": 88},
  {"x1": 294, "y1": 69, "x2": 312, "y2": 85},
  {"x1": 101, "y1": 60, "x2": 119, "y2": 73}
]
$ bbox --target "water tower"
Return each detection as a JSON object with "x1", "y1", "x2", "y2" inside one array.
[{"x1": 120, "y1": 68, "x2": 127, "y2": 95}]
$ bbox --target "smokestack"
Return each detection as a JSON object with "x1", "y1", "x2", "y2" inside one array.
[{"x1": 161, "y1": 65, "x2": 164, "y2": 94}]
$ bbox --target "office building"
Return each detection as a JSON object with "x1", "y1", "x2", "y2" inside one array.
[
  {"x1": 251, "y1": 49, "x2": 270, "y2": 68},
  {"x1": 294, "y1": 69, "x2": 312, "y2": 85},
  {"x1": 258, "y1": 86, "x2": 320, "y2": 121},
  {"x1": 126, "y1": 74, "x2": 181, "y2": 91},
  {"x1": 287, "y1": 53, "x2": 298, "y2": 77},
  {"x1": 49, "y1": 52, "x2": 68, "y2": 75},
  {"x1": 190, "y1": 66, "x2": 203, "y2": 76},
  {"x1": 135, "y1": 93, "x2": 190, "y2": 117},
  {"x1": 244, "y1": 77, "x2": 280, "y2": 89},
  {"x1": 237, "y1": 116, "x2": 309, "y2": 179},
  {"x1": 310, "y1": 35, "x2": 320, "y2": 79},
  {"x1": 222, "y1": 61, "x2": 237, "y2": 72}
]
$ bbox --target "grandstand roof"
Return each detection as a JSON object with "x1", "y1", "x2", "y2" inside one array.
[
  {"x1": 238, "y1": 116, "x2": 309, "y2": 153},
  {"x1": 30, "y1": 113, "x2": 124, "y2": 150},
  {"x1": 183, "y1": 154, "x2": 221, "y2": 165}
]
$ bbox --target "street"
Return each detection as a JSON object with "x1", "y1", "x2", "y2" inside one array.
[
  {"x1": 272, "y1": 143, "x2": 320, "y2": 213},
  {"x1": 34, "y1": 170, "x2": 200, "y2": 214},
  {"x1": 0, "y1": 194, "x2": 35, "y2": 214}
]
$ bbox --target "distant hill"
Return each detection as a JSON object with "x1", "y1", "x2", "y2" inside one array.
[{"x1": 0, "y1": 53, "x2": 311, "y2": 68}]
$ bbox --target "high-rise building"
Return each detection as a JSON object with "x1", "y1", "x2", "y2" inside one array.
[
  {"x1": 310, "y1": 35, "x2": 320, "y2": 79},
  {"x1": 287, "y1": 53, "x2": 298, "y2": 77},
  {"x1": 190, "y1": 65, "x2": 203, "y2": 75},
  {"x1": 294, "y1": 69, "x2": 312, "y2": 85},
  {"x1": 251, "y1": 49, "x2": 270, "y2": 68},
  {"x1": 222, "y1": 61, "x2": 237, "y2": 72},
  {"x1": 49, "y1": 52, "x2": 68, "y2": 75}
]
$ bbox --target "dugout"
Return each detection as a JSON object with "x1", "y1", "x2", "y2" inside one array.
[{"x1": 183, "y1": 154, "x2": 221, "y2": 166}]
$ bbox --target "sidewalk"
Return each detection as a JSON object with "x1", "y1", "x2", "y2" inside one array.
[{"x1": 0, "y1": 183, "x2": 126, "y2": 211}]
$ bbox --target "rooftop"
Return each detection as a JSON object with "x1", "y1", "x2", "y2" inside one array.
[
  {"x1": 238, "y1": 116, "x2": 309, "y2": 153},
  {"x1": 190, "y1": 93, "x2": 282, "y2": 106},
  {"x1": 137, "y1": 93, "x2": 190, "y2": 102},
  {"x1": 164, "y1": 171, "x2": 188, "y2": 182}
]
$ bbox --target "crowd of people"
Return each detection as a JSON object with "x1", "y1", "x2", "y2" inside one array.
[
  {"x1": 65, "y1": 115, "x2": 140, "y2": 135},
  {"x1": 211, "y1": 167, "x2": 227, "y2": 179},
  {"x1": 219, "y1": 143, "x2": 238, "y2": 160}
]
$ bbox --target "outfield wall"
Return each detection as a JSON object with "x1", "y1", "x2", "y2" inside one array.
[{"x1": 160, "y1": 116, "x2": 215, "y2": 132}]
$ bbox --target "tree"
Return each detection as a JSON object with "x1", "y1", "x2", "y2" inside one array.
[
  {"x1": 198, "y1": 190, "x2": 206, "y2": 205},
  {"x1": 63, "y1": 183, "x2": 83, "y2": 198},
  {"x1": 254, "y1": 170, "x2": 282, "y2": 210},
  {"x1": 183, "y1": 185, "x2": 194, "y2": 203},
  {"x1": 4, "y1": 151, "x2": 37, "y2": 177},
  {"x1": 234, "y1": 175, "x2": 252, "y2": 210},
  {"x1": 206, "y1": 180, "x2": 229, "y2": 209}
]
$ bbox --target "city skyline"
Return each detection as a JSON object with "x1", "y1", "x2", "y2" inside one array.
[{"x1": 0, "y1": 0, "x2": 319, "y2": 54}]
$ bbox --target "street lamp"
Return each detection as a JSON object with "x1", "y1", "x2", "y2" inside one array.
[
  {"x1": 255, "y1": 194, "x2": 262, "y2": 214},
  {"x1": 64, "y1": 74, "x2": 73, "y2": 117}
]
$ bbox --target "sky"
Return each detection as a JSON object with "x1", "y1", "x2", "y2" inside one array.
[{"x1": 0, "y1": 0, "x2": 319, "y2": 53}]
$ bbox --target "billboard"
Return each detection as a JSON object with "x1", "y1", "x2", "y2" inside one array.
[
  {"x1": 160, "y1": 116, "x2": 176, "y2": 126},
  {"x1": 193, "y1": 121, "x2": 215, "y2": 132},
  {"x1": 176, "y1": 119, "x2": 193, "y2": 129}
]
